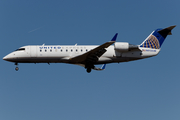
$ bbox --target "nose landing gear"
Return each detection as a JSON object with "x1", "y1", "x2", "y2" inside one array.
[{"x1": 15, "y1": 62, "x2": 19, "y2": 71}]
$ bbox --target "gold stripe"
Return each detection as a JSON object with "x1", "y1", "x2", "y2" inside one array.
[
  {"x1": 149, "y1": 39, "x2": 155, "y2": 49},
  {"x1": 154, "y1": 38, "x2": 159, "y2": 49},
  {"x1": 152, "y1": 37, "x2": 157, "y2": 49},
  {"x1": 152, "y1": 35, "x2": 159, "y2": 49},
  {"x1": 148, "y1": 40, "x2": 151, "y2": 48},
  {"x1": 146, "y1": 40, "x2": 148, "y2": 48}
]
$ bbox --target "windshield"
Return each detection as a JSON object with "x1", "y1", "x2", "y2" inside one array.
[{"x1": 15, "y1": 48, "x2": 25, "y2": 51}]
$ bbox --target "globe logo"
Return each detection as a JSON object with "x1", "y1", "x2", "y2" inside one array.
[{"x1": 141, "y1": 35, "x2": 160, "y2": 49}]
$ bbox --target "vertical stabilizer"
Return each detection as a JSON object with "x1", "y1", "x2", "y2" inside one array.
[{"x1": 139, "y1": 25, "x2": 176, "y2": 49}]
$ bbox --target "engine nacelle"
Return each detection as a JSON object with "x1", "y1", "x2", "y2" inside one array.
[
  {"x1": 114, "y1": 42, "x2": 129, "y2": 52},
  {"x1": 114, "y1": 42, "x2": 139, "y2": 52}
]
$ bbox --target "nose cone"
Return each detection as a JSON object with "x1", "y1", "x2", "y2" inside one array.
[
  {"x1": 3, "y1": 54, "x2": 14, "y2": 62},
  {"x1": 3, "y1": 55, "x2": 10, "y2": 61}
]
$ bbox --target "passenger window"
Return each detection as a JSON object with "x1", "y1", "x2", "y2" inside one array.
[
  {"x1": 40, "y1": 50, "x2": 42, "y2": 52},
  {"x1": 45, "y1": 50, "x2": 47, "y2": 52},
  {"x1": 50, "y1": 49, "x2": 52, "y2": 52}
]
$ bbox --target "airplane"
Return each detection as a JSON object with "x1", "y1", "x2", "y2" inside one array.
[{"x1": 3, "y1": 25, "x2": 176, "y2": 73}]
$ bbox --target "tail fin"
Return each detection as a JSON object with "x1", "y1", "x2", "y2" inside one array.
[{"x1": 139, "y1": 25, "x2": 176, "y2": 49}]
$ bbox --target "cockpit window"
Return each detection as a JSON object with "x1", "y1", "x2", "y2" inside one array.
[{"x1": 15, "y1": 48, "x2": 25, "y2": 51}]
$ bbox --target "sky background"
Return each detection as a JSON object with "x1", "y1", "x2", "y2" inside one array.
[{"x1": 0, "y1": 0, "x2": 180, "y2": 120}]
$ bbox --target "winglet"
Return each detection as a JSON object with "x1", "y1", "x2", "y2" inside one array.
[
  {"x1": 101, "y1": 64, "x2": 106, "y2": 70},
  {"x1": 111, "y1": 33, "x2": 118, "y2": 41},
  {"x1": 93, "y1": 64, "x2": 106, "y2": 71}
]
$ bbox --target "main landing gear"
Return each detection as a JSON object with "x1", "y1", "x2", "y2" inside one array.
[
  {"x1": 85, "y1": 63, "x2": 94, "y2": 73},
  {"x1": 86, "y1": 67, "x2": 92, "y2": 73},
  {"x1": 15, "y1": 62, "x2": 19, "y2": 71}
]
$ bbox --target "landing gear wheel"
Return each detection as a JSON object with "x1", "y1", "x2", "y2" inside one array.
[
  {"x1": 86, "y1": 68, "x2": 91, "y2": 73},
  {"x1": 14, "y1": 63, "x2": 19, "y2": 71},
  {"x1": 15, "y1": 67, "x2": 19, "y2": 71}
]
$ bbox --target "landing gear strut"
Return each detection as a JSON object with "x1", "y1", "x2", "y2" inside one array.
[{"x1": 15, "y1": 62, "x2": 19, "y2": 71}]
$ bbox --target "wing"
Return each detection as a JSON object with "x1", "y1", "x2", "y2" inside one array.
[{"x1": 69, "y1": 33, "x2": 118, "y2": 64}]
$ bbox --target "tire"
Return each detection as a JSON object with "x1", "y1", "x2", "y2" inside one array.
[
  {"x1": 86, "y1": 68, "x2": 91, "y2": 73},
  {"x1": 15, "y1": 67, "x2": 19, "y2": 71}
]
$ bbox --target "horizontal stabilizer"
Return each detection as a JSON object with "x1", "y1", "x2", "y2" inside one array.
[{"x1": 158, "y1": 25, "x2": 176, "y2": 38}]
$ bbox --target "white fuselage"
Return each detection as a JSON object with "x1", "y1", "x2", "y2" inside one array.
[
  {"x1": 3, "y1": 26, "x2": 175, "y2": 72},
  {"x1": 3, "y1": 45, "x2": 160, "y2": 64}
]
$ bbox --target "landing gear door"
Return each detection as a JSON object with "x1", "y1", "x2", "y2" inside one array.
[{"x1": 30, "y1": 46, "x2": 37, "y2": 57}]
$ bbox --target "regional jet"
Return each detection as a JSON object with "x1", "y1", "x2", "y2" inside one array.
[{"x1": 3, "y1": 25, "x2": 176, "y2": 73}]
